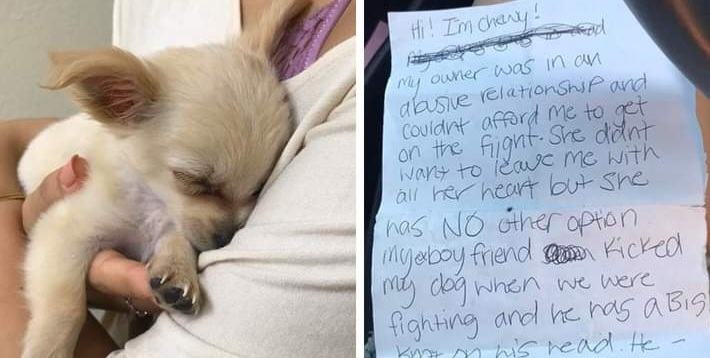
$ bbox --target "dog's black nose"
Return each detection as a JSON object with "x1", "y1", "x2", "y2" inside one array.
[{"x1": 213, "y1": 227, "x2": 238, "y2": 248}]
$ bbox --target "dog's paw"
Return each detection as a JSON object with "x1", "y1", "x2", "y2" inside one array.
[{"x1": 147, "y1": 260, "x2": 201, "y2": 314}]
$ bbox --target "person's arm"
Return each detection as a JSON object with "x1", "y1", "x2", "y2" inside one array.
[
  {"x1": 0, "y1": 118, "x2": 56, "y2": 357},
  {"x1": 0, "y1": 118, "x2": 159, "y2": 357}
]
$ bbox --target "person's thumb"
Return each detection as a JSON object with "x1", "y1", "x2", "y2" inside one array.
[{"x1": 22, "y1": 154, "x2": 88, "y2": 233}]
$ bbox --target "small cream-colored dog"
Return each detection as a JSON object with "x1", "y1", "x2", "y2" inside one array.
[{"x1": 17, "y1": 1, "x2": 308, "y2": 356}]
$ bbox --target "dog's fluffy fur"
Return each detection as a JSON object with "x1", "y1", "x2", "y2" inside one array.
[{"x1": 17, "y1": 1, "x2": 308, "y2": 356}]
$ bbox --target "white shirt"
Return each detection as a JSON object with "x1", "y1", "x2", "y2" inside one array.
[{"x1": 109, "y1": 1, "x2": 355, "y2": 356}]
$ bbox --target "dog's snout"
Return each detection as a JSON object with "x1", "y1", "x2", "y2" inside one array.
[{"x1": 213, "y1": 226, "x2": 238, "y2": 248}]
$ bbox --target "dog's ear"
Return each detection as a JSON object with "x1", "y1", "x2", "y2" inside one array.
[
  {"x1": 43, "y1": 47, "x2": 160, "y2": 125},
  {"x1": 241, "y1": 0, "x2": 311, "y2": 56}
]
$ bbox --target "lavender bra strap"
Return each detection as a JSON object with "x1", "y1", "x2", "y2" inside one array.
[{"x1": 273, "y1": 0, "x2": 350, "y2": 80}]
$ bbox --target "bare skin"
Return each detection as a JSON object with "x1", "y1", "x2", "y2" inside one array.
[
  {"x1": 0, "y1": 1, "x2": 354, "y2": 356},
  {"x1": 242, "y1": 0, "x2": 355, "y2": 57},
  {"x1": 0, "y1": 118, "x2": 55, "y2": 357},
  {"x1": 0, "y1": 119, "x2": 159, "y2": 357}
]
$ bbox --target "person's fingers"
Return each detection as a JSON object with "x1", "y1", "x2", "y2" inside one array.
[
  {"x1": 88, "y1": 250, "x2": 160, "y2": 313},
  {"x1": 21, "y1": 155, "x2": 88, "y2": 233},
  {"x1": 86, "y1": 286, "x2": 159, "y2": 314}
]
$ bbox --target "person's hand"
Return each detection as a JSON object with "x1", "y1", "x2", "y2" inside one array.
[
  {"x1": 86, "y1": 250, "x2": 160, "y2": 313},
  {"x1": 21, "y1": 155, "x2": 88, "y2": 231},
  {"x1": 21, "y1": 155, "x2": 160, "y2": 313}
]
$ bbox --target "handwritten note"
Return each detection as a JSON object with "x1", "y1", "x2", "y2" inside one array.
[{"x1": 372, "y1": 0, "x2": 710, "y2": 357}]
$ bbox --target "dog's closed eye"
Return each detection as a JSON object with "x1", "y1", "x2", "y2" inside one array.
[{"x1": 172, "y1": 170, "x2": 221, "y2": 197}]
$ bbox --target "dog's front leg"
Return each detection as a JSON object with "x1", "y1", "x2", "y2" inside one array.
[
  {"x1": 147, "y1": 231, "x2": 202, "y2": 314},
  {"x1": 22, "y1": 203, "x2": 97, "y2": 358}
]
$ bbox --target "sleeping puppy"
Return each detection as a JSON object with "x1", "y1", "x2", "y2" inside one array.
[{"x1": 17, "y1": 1, "x2": 308, "y2": 356}]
